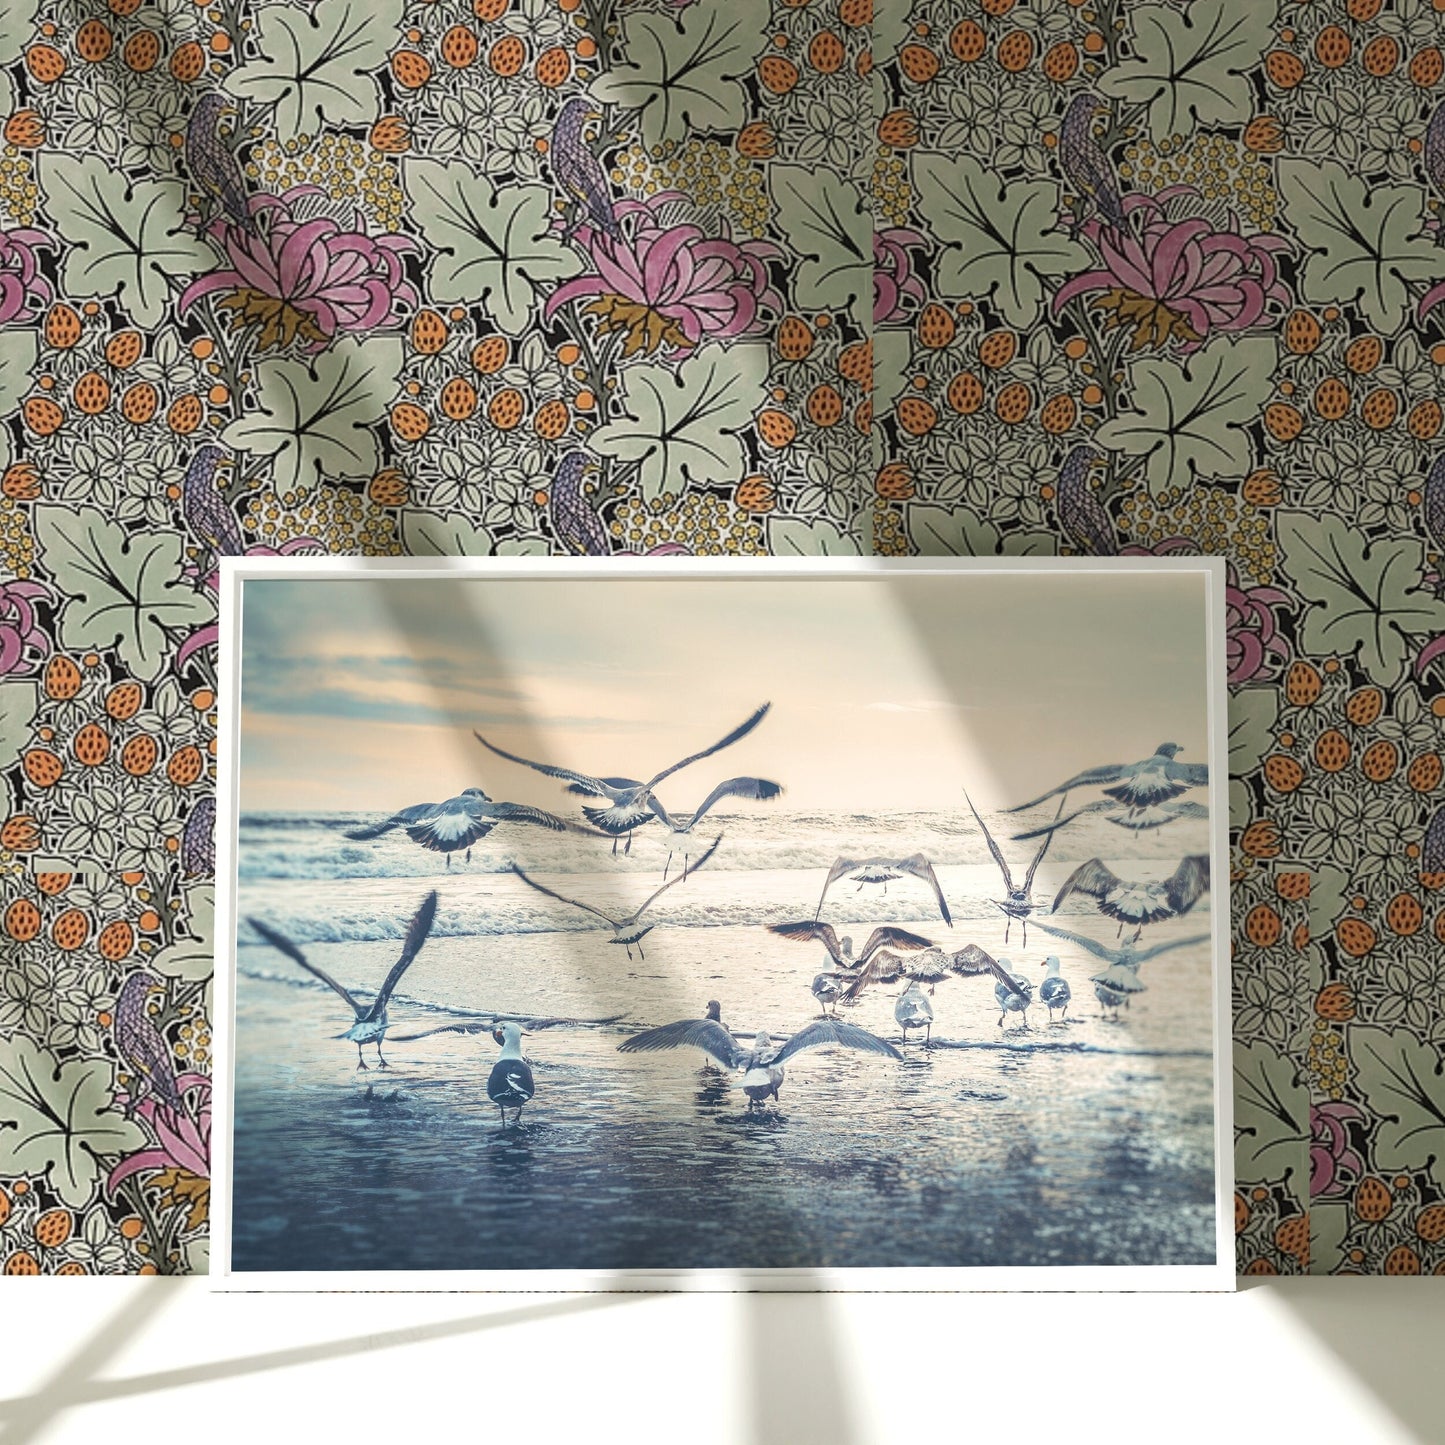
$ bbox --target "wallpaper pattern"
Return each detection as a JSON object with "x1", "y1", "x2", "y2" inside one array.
[{"x1": 1, "y1": 0, "x2": 1443, "y2": 1278}]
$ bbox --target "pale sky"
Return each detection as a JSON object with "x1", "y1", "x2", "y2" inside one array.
[{"x1": 237, "y1": 573, "x2": 1211, "y2": 813}]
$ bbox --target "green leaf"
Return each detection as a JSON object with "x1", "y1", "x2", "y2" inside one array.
[
  {"x1": 152, "y1": 885, "x2": 215, "y2": 984},
  {"x1": 913, "y1": 154, "x2": 1087, "y2": 329},
  {"x1": 404, "y1": 161, "x2": 581, "y2": 336},
  {"x1": 588, "y1": 0, "x2": 768, "y2": 150},
  {"x1": 1234, "y1": 1038, "x2": 1309, "y2": 1184},
  {"x1": 226, "y1": 0, "x2": 401, "y2": 140},
  {"x1": 1275, "y1": 512, "x2": 1445, "y2": 687},
  {"x1": 1094, "y1": 337, "x2": 1273, "y2": 494},
  {"x1": 1228, "y1": 686, "x2": 1278, "y2": 827},
  {"x1": 0, "y1": 1038, "x2": 144, "y2": 1208},
  {"x1": 1309, "y1": 1201, "x2": 1351, "y2": 1276},
  {"x1": 33, "y1": 508, "x2": 214, "y2": 682},
  {"x1": 400, "y1": 510, "x2": 495, "y2": 556},
  {"x1": 908, "y1": 503, "x2": 1057, "y2": 557},
  {"x1": 1098, "y1": 0, "x2": 1277, "y2": 137},
  {"x1": 1279, "y1": 160, "x2": 1438, "y2": 335},
  {"x1": 770, "y1": 165, "x2": 871, "y2": 327},
  {"x1": 37, "y1": 156, "x2": 212, "y2": 330},
  {"x1": 767, "y1": 517, "x2": 863, "y2": 556},
  {"x1": 220, "y1": 337, "x2": 402, "y2": 494},
  {"x1": 0, "y1": 0, "x2": 40, "y2": 66},
  {"x1": 1351, "y1": 1027, "x2": 1445, "y2": 1189},
  {"x1": 873, "y1": 328, "x2": 911, "y2": 418},
  {"x1": 0, "y1": 331, "x2": 35, "y2": 472},
  {"x1": 1308, "y1": 864, "x2": 1351, "y2": 937},
  {"x1": 589, "y1": 343, "x2": 766, "y2": 504},
  {"x1": 0, "y1": 680, "x2": 38, "y2": 773}
]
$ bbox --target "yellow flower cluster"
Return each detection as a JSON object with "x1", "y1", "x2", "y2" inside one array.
[
  {"x1": 871, "y1": 503, "x2": 910, "y2": 556},
  {"x1": 247, "y1": 134, "x2": 405, "y2": 231},
  {"x1": 0, "y1": 497, "x2": 33, "y2": 578},
  {"x1": 1119, "y1": 133, "x2": 1276, "y2": 231},
  {"x1": 1120, "y1": 486, "x2": 1276, "y2": 585},
  {"x1": 1308, "y1": 1021, "x2": 1349, "y2": 1102},
  {"x1": 609, "y1": 492, "x2": 766, "y2": 554},
  {"x1": 176, "y1": 1017, "x2": 212, "y2": 1067},
  {"x1": 243, "y1": 484, "x2": 402, "y2": 556},
  {"x1": 0, "y1": 151, "x2": 37, "y2": 226},
  {"x1": 871, "y1": 150, "x2": 912, "y2": 230},
  {"x1": 614, "y1": 139, "x2": 770, "y2": 238}
]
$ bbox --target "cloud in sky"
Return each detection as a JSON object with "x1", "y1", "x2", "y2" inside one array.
[{"x1": 237, "y1": 572, "x2": 1213, "y2": 813}]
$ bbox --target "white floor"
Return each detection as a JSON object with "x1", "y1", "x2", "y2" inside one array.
[{"x1": 2, "y1": 1280, "x2": 1442, "y2": 1444}]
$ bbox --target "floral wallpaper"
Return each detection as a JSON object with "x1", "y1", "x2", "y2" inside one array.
[{"x1": 1, "y1": 0, "x2": 1444, "y2": 1277}]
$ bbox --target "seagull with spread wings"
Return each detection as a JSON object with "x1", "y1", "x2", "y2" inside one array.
[
  {"x1": 766, "y1": 920, "x2": 933, "y2": 1014},
  {"x1": 247, "y1": 891, "x2": 438, "y2": 1069},
  {"x1": 1007, "y1": 742, "x2": 1208, "y2": 817},
  {"x1": 650, "y1": 775, "x2": 783, "y2": 879},
  {"x1": 509, "y1": 835, "x2": 722, "y2": 960},
  {"x1": 963, "y1": 787, "x2": 1063, "y2": 947},
  {"x1": 618, "y1": 1006, "x2": 901, "y2": 1109},
  {"x1": 475, "y1": 702, "x2": 771, "y2": 854},
  {"x1": 814, "y1": 852, "x2": 952, "y2": 926},
  {"x1": 1010, "y1": 795, "x2": 1209, "y2": 843},
  {"x1": 344, "y1": 787, "x2": 577, "y2": 867},
  {"x1": 994, "y1": 957, "x2": 1035, "y2": 1030},
  {"x1": 1051, "y1": 854, "x2": 1211, "y2": 937}
]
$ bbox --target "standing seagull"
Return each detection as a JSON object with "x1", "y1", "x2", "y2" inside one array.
[
  {"x1": 510, "y1": 835, "x2": 722, "y2": 960},
  {"x1": 814, "y1": 852, "x2": 952, "y2": 926},
  {"x1": 651, "y1": 776, "x2": 783, "y2": 880},
  {"x1": 1051, "y1": 854, "x2": 1210, "y2": 936},
  {"x1": 344, "y1": 787, "x2": 574, "y2": 867},
  {"x1": 551, "y1": 97, "x2": 622, "y2": 239},
  {"x1": 618, "y1": 1010, "x2": 900, "y2": 1110},
  {"x1": 894, "y1": 980, "x2": 934, "y2": 1046},
  {"x1": 487, "y1": 1021, "x2": 535, "y2": 1128},
  {"x1": 963, "y1": 787, "x2": 1063, "y2": 947},
  {"x1": 476, "y1": 702, "x2": 771, "y2": 854},
  {"x1": 993, "y1": 957, "x2": 1034, "y2": 1030},
  {"x1": 1039, "y1": 956, "x2": 1071, "y2": 1023},
  {"x1": 186, "y1": 93, "x2": 253, "y2": 232},
  {"x1": 1059, "y1": 91, "x2": 1129, "y2": 235},
  {"x1": 767, "y1": 920, "x2": 933, "y2": 1015},
  {"x1": 550, "y1": 450, "x2": 611, "y2": 556},
  {"x1": 246, "y1": 891, "x2": 439, "y2": 1069},
  {"x1": 113, "y1": 971, "x2": 186, "y2": 1118}
]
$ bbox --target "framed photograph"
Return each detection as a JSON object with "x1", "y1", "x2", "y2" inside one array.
[{"x1": 210, "y1": 557, "x2": 1233, "y2": 1291}]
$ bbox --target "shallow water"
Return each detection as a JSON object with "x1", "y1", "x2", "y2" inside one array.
[{"x1": 230, "y1": 807, "x2": 1220, "y2": 1272}]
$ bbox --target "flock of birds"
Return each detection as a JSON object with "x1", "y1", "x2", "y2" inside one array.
[{"x1": 241, "y1": 708, "x2": 1214, "y2": 1129}]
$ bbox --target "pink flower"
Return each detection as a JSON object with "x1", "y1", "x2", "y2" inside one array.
[
  {"x1": 0, "y1": 580, "x2": 50, "y2": 677},
  {"x1": 109, "y1": 1072, "x2": 212, "y2": 1192},
  {"x1": 874, "y1": 227, "x2": 926, "y2": 324},
  {"x1": 546, "y1": 192, "x2": 782, "y2": 358},
  {"x1": 180, "y1": 188, "x2": 417, "y2": 352},
  {"x1": 1311, "y1": 1101, "x2": 1365, "y2": 1198},
  {"x1": 1225, "y1": 566, "x2": 1293, "y2": 684},
  {"x1": 1054, "y1": 188, "x2": 1288, "y2": 351},
  {"x1": 0, "y1": 225, "x2": 52, "y2": 326}
]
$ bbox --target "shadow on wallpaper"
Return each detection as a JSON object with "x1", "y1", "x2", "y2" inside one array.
[{"x1": 1, "y1": 0, "x2": 1444, "y2": 1276}]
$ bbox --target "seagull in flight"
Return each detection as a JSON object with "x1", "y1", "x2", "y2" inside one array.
[
  {"x1": 1025, "y1": 914, "x2": 1209, "y2": 1017},
  {"x1": 839, "y1": 939, "x2": 1017, "y2": 1004},
  {"x1": 618, "y1": 1008, "x2": 900, "y2": 1109},
  {"x1": 651, "y1": 775, "x2": 783, "y2": 879},
  {"x1": 1011, "y1": 795, "x2": 1209, "y2": 842},
  {"x1": 814, "y1": 852, "x2": 952, "y2": 926},
  {"x1": 963, "y1": 787, "x2": 1063, "y2": 947},
  {"x1": 475, "y1": 702, "x2": 771, "y2": 854},
  {"x1": 344, "y1": 787, "x2": 576, "y2": 867},
  {"x1": 509, "y1": 835, "x2": 722, "y2": 960},
  {"x1": 767, "y1": 920, "x2": 933, "y2": 1015},
  {"x1": 1051, "y1": 855, "x2": 1211, "y2": 936},
  {"x1": 1006, "y1": 743, "x2": 1208, "y2": 816},
  {"x1": 247, "y1": 891, "x2": 439, "y2": 1069}
]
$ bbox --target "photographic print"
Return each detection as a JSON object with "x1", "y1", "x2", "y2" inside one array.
[{"x1": 211, "y1": 559, "x2": 1231, "y2": 1289}]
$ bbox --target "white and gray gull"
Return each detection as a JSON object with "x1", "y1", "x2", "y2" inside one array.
[
  {"x1": 1039, "y1": 955, "x2": 1071, "y2": 1022},
  {"x1": 509, "y1": 834, "x2": 722, "y2": 960},
  {"x1": 618, "y1": 1007, "x2": 901, "y2": 1109},
  {"x1": 766, "y1": 919, "x2": 933, "y2": 1015},
  {"x1": 344, "y1": 787, "x2": 575, "y2": 866},
  {"x1": 1050, "y1": 854, "x2": 1210, "y2": 936},
  {"x1": 1026, "y1": 915, "x2": 1210, "y2": 1019},
  {"x1": 475, "y1": 702, "x2": 771, "y2": 854},
  {"x1": 814, "y1": 852, "x2": 952, "y2": 926},
  {"x1": 963, "y1": 786, "x2": 1064, "y2": 947},
  {"x1": 246, "y1": 890, "x2": 438, "y2": 1069},
  {"x1": 650, "y1": 775, "x2": 783, "y2": 879},
  {"x1": 486, "y1": 1021, "x2": 535, "y2": 1128}
]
